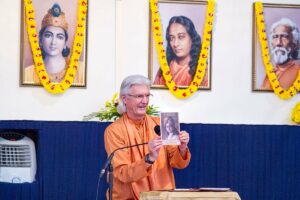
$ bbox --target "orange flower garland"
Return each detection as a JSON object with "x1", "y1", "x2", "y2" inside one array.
[
  {"x1": 24, "y1": 0, "x2": 87, "y2": 94},
  {"x1": 150, "y1": 0, "x2": 215, "y2": 99}
]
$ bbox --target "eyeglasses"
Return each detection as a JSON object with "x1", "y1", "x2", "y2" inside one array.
[{"x1": 127, "y1": 93, "x2": 153, "y2": 101}]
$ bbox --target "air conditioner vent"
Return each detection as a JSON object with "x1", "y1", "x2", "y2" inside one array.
[
  {"x1": 0, "y1": 144, "x2": 32, "y2": 167},
  {"x1": 0, "y1": 133, "x2": 37, "y2": 183}
]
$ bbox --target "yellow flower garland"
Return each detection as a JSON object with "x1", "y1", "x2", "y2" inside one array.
[
  {"x1": 24, "y1": 0, "x2": 87, "y2": 94},
  {"x1": 255, "y1": 2, "x2": 300, "y2": 124},
  {"x1": 150, "y1": 0, "x2": 215, "y2": 99},
  {"x1": 255, "y1": 2, "x2": 300, "y2": 100},
  {"x1": 291, "y1": 101, "x2": 300, "y2": 124}
]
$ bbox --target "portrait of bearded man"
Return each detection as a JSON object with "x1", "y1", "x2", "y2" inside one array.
[{"x1": 261, "y1": 18, "x2": 300, "y2": 90}]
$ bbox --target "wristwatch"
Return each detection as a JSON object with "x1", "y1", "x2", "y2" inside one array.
[{"x1": 145, "y1": 154, "x2": 154, "y2": 164}]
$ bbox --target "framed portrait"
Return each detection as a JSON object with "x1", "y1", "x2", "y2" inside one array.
[
  {"x1": 252, "y1": 3, "x2": 300, "y2": 91},
  {"x1": 149, "y1": 0, "x2": 212, "y2": 90},
  {"x1": 20, "y1": 0, "x2": 88, "y2": 87},
  {"x1": 160, "y1": 112, "x2": 180, "y2": 145}
]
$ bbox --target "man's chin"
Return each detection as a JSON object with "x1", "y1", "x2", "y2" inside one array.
[
  {"x1": 274, "y1": 58, "x2": 289, "y2": 65},
  {"x1": 273, "y1": 54, "x2": 289, "y2": 65},
  {"x1": 139, "y1": 110, "x2": 147, "y2": 114},
  {"x1": 137, "y1": 109, "x2": 147, "y2": 116}
]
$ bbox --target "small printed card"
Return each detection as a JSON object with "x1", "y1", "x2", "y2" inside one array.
[{"x1": 160, "y1": 112, "x2": 180, "y2": 145}]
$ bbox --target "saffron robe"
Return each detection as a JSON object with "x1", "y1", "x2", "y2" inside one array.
[
  {"x1": 104, "y1": 114, "x2": 191, "y2": 200},
  {"x1": 261, "y1": 60, "x2": 300, "y2": 90},
  {"x1": 153, "y1": 59, "x2": 208, "y2": 87}
]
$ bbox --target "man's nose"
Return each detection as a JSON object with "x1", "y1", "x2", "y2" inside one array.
[
  {"x1": 276, "y1": 40, "x2": 283, "y2": 47},
  {"x1": 274, "y1": 37, "x2": 283, "y2": 46},
  {"x1": 51, "y1": 37, "x2": 56, "y2": 44},
  {"x1": 173, "y1": 38, "x2": 179, "y2": 47},
  {"x1": 141, "y1": 95, "x2": 149, "y2": 103}
]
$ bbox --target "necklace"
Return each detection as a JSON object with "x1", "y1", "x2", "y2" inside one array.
[{"x1": 49, "y1": 69, "x2": 67, "y2": 82}]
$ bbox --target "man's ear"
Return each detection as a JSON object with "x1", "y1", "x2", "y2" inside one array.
[{"x1": 121, "y1": 95, "x2": 127, "y2": 105}]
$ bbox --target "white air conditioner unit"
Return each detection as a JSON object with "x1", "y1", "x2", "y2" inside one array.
[{"x1": 0, "y1": 132, "x2": 37, "y2": 183}]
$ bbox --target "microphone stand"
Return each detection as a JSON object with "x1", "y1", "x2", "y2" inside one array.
[
  {"x1": 99, "y1": 142, "x2": 148, "y2": 200},
  {"x1": 108, "y1": 163, "x2": 113, "y2": 200}
]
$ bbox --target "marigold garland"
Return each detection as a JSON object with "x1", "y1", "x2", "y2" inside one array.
[
  {"x1": 255, "y1": 2, "x2": 300, "y2": 99},
  {"x1": 24, "y1": 0, "x2": 87, "y2": 94},
  {"x1": 150, "y1": 0, "x2": 215, "y2": 99},
  {"x1": 291, "y1": 101, "x2": 300, "y2": 124},
  {"x1": 255, "y1": 2, "x2": 300, "y2": 124}
]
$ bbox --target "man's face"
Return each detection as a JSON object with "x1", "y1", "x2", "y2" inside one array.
[
  {"x1": 169, "y1": 23, "x2": 192, "y2": 60},
  {"x1": 271, "y1": 25, "x2": 295, "y2": 65},
  {"x1": 41, "y1": 26, "x2": 67, "y2": 57},
  {"x1": 122, "y1": 85, "x2": 150, "y2": 120}
]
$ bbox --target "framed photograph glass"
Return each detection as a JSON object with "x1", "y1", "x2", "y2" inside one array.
[
  {"x1": 252, "y1": 3, "x2": 300, "y2": 91},
  {"x1": 20, "y1": 0, "x2": 88, "y2": 87},
  {"x1": 160, "y1": 112, "x2": 180, "y2": 145},
  {"x1": 149, "y1": 0, "x2": 212, "y2": 90}
]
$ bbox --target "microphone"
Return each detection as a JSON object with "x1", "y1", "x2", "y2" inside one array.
[{"x1": 154, "y1": 125, "x2": 160, "y2": 136}]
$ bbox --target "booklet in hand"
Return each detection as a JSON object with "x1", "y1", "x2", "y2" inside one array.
[{"x1": 160, "y1": 112, "x2": 180, "y2": 145}]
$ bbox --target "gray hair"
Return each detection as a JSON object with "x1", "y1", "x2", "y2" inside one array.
[
  {"x1": 117, "y1": 74, "x2": 151, "y2": 115},
  {"x1": 270, "y1": 18, "x2": 300, "y2": 59}
]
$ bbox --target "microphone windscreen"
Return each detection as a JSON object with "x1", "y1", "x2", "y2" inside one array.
[{"x1": 154, "y1": 125, "x2": 160, "y2": 136}]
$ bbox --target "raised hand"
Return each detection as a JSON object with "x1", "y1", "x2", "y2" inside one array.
[
  {"x1": 148, "y1": 137, "x2": 163, "y2": 161},
  {"x1": 178, "y1": 131, "x2": 190, "y2": 153}
]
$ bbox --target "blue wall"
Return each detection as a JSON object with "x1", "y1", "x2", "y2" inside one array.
[{"x1": 0, "y1": 121, "x2": 299, "y2": 200}]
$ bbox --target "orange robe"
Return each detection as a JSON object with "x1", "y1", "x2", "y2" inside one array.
[
  {"x1": 104, "y1": 114, "x2": 191, "y2": 200},
  {"x1": 153, "y1": 60, "x2": 208, "y2": 87},
  {"x1": 261, "y1": 60, "x2": 300, "y2": 90}
]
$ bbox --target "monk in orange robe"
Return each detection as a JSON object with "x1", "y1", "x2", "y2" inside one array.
[
  {"x1": 104, "y1": 75, "x2": 191, "y2": 200},
  {"x1": 261, "y1": 18, "x2": 300, "y2": 90},
  {"x1": 153, "y1": 16, "x2": 208, "y2": 87},
  {"x1": 261, "y1": 60, "x2": 300, "y2": 90}
]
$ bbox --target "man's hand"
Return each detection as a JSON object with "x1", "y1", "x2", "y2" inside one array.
[
  {"x1": 178, "y1": 131, "x2": 190, "y2": 153},
  {"x1": 148, "y1": 137, "x2": 163, "y2": 161}
]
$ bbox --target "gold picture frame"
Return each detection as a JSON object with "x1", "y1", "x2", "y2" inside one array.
[
  {"x1": 20, "y1": 0, "x2": 88, "y2": 87},
  {"x1": 252, "y1": 3, "x2": 300, "y2": 91},
  {"x1": 148, "y1": 0, "x2": 212, "y2": 90}
]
